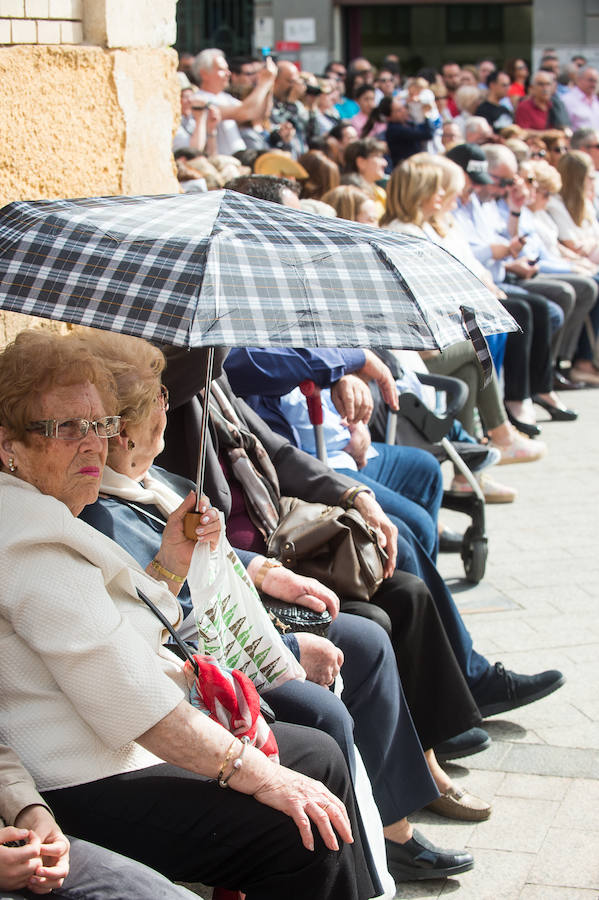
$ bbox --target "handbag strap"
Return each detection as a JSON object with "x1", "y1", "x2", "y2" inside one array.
[{"x1": 136, "y1": 588, "x2": 199, "y2": 676}]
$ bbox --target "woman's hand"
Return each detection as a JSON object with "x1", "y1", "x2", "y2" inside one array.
[
  {"x1": 152, "y1": 493, "x2": 221, "y2": 590},
  {"x1": 295, "y1": 633, "x2": 344, "y2": 687},
  {"x1": 3, "y1": 805, "x2": 70, "y2": 894},
  {"x1": 252, "y1": 766, "x2": 353, "y2": 852},
  {"x1": 352, "y1": 492, "x2": 397, "y2": 577},
  {"x1": 248, "y1": 559, "x2": 340, "y2": 618}
]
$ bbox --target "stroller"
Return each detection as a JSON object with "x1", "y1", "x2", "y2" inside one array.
[{"x1": 367, "y1": 350, "x2": 489, "y2": 584}]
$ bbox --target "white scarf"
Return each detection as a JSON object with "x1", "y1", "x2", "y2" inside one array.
[{"x1": 100, "y1": 466, "x2": 183, "y2": 519}]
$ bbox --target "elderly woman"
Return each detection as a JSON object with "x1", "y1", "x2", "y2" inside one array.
[
  {"x1": 0, "y1": 329, "x2": 375, "y2": 900},
  {"x1": 75, "y1": 329, "x2": 486, "y2": 878}
]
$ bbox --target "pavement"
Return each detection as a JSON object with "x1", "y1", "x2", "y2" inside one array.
[{"x1": 399, "y1": 387, "x2": 599, "y2": 899}]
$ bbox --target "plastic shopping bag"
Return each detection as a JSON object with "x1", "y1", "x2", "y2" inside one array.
[{"x1": 187, "y1": 527, "x2": 305, "y2": 693}]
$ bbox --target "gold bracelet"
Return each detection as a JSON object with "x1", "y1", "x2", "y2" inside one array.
[
  {"x1": 219, "y1": 736, "x2": 250, "y2": 788},
  {"x1": 150, "y1": 558, "x2": 186, "y2": 584},
  {"x1": 217, "y1": 737, "x2": 239, "y2": 785},
  {"x1": 254, "y1": 557, "x2": 283, "y2": 592}
]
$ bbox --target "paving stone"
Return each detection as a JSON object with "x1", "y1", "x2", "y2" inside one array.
[
  {"x1": 519, "y1": 887, "x2": 599, "y2": 899},
  {"x1": 467, "y1": 796, "x2": 558, "y2": 853},
  {"x1": 437, "y1": 848, "x2": 535, "y2": 899},
  {"x1": 527, "y1": 827, "x2": 599, "y2": 889},
  {"x1": 552, "y1": 778, "x2": 599, "y2": 831},
  {"x1": 497, "y1": 772, "x2": 572, "y2": 801},
  {"x1": 492, "y1": 743, "x2": 599, "y2": 779}
]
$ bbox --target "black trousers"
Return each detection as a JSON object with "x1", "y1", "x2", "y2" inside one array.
[
  {"x1": 342, "y1": 570, "x2": 482, "y2": 752},
  {"x1": 43, "y1": 724, "x2": 375, "y2": 900},
  {"x1": 501, "y1": 288, "x2": 554, "y2": 399}
]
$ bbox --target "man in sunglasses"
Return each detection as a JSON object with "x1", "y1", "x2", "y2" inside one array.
[{"x1": 516, "y1": 71, "x2": 570, "y2": 132}]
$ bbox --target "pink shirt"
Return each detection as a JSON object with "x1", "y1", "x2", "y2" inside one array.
[{"x1": 563, "y1": 85, "x2": 599, "y2": 130}]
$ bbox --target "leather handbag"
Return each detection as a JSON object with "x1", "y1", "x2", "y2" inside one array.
[{"x1": 266, "y1": 497, "x2": 385, "y2": 603}]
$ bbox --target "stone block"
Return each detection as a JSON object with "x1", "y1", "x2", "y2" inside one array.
[
  {"x1": 552, "y1": 778, "x2": 599, "y2": 831},
  {"x1": 25, "y1": 0, "x2": 47, "y2": 16},
  {"x1": 60, "y1": 18, "x2": 82, "y2": 42},
  {"x1": 496, "y1": 743, "x2": 599, "y2": 779},
  {"x1": 520, "y1": 887, "x2": 599, "y2": 899},
  {"x1": 468, "y1": 795, "x2": 558, "y2": 853},
  {"x1": 0, "y1": 17, "x2": 11, "y2": 41},
  {"x1": 36, "y1": 18, "x2": 60, "y2": 42},
  {"x1": 497, "y1": 772, "x2": 572, "y2": 802},
  {"x1": 527, "y1": 826, "x2": 599, "y2": 889},
  {"x1": 48, "y1": 0, "x2": 80, "y2": 18},
  {"x1": 10, "y1": 15, "x2": 35, "y2": 40},
  {"x1": 0, "y1": 0, "x2": 23, "y2": 15},
  {"x1": 83, "y1": 0, "x2": 176, "y2": 48}
]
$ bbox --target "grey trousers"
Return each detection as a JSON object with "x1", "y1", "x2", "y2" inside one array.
[
  {"x1": 0, "y1": 836, "x2": 196, "y2": 900},
  {"x1": 522, "y1": 275, "x2": 598, "y2": 364}
]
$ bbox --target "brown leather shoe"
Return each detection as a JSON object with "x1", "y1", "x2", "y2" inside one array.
[{"x1": 427, "y1": 785, "x2": 492, "y2": 822}]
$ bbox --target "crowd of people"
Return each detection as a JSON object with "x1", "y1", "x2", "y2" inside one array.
[{"x1": 1, "y1": 42, "x2": 598, "y2": 900}]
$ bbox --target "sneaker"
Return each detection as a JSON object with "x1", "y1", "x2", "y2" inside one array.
[
  {"x1": 474, "y1": 662, "x2": 565, "y2": 718},
  {"x1": 449, "y1": 473, "x2": 517, "y2": 504},
  {"x1": 489, "y1": 433, "x2": 548, "y2": 465}
]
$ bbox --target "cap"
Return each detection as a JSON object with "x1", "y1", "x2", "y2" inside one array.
[
  {"x1": 253, "y1": 151, "x2": 309, "y2": 180},
  {"x1": 446, "y1": 143, "x2": 494, "y2": 185}
]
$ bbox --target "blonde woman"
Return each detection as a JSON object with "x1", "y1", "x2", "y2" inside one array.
[
  {"x1": 380, "y1": 156, "x2": 445, "y2": 235},
  {"x1": 321, "y1": 185, "x2": 379, "y2": 225},
  {"x1": 546, "y1": 151, "x2": 599, "y2": 383}
]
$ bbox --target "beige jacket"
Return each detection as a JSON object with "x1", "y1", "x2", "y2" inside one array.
[
  {"x1": 0, "y1": 473, "x2": 188, "y2": 792},
  {"x1": 0, "y1": 744, "x2": 51, "y2": 828}
]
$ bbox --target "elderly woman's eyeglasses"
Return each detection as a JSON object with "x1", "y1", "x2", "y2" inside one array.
[
  {"x1": 157, "y1": 384, "x2": 169, "y2": 410},
  {"x1": 26, "y1": 416, "x2": 122, "y2": 440}
]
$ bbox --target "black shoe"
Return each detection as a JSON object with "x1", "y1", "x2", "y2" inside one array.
[
  {"x1": 385, "y1": 831, "x2": 474, "y2": 882},
  {"x1": 505, "y1": 408, "x2": 542, "y2": 437},
  {"x1": 434, "y1": 727, "x2": 491, "y2": 762},
  {"x1": 533, "y1": 395, "x2": 578, "y2": 421},
  {"x1": 439, "y1": 527, "x2": 463, "y2": 554},
  {"x1": 474, "y1": 662, "x2": 565, "y2": 718}
]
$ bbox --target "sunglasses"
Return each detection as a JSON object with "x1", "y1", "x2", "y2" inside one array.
[
  {"x1": 492, "y1": 176, "x2": 515, "y2": 188},
  {"x1": 551, "y1": 146, "x2": 567, "y2": 153},
  {"x1": 531, "y1": 150, "x2": 547, "y2": 158}
]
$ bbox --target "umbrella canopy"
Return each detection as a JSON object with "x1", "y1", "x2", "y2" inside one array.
[{"x1": 0, "y1": 190, "x2": 515, "y2": 355}]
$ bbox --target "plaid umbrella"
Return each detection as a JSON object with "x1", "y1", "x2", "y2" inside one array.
[{"x1": 0, "y1": 190, "x2": 515, "y2": 355}]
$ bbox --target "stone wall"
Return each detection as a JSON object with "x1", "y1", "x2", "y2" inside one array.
[{"x1": 0, "y1": 0, "x2": 180, "y2": 346}]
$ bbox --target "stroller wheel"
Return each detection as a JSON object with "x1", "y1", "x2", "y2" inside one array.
[{"x1": 461, "y1": 527, "x2": 488, "y2": 584}]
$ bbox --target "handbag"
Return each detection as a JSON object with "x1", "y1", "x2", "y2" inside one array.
[
  {"x1": 260, "y1": 593, "x2": 333, "y2": 637},
  {"x1": 266, "y1": 497, "x2": 385, "y2": 603}
]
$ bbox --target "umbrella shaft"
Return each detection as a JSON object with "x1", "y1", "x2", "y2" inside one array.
[{"x1": 195, "y1": 347, "x2": 215, "y2": 510}]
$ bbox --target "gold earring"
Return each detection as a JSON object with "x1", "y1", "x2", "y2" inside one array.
[
  {"x1": 7, "y1": 457, "x2": 16, "y2": 472},
  {"x1": 127, "y1": 439, "x2": 135, "y2": 451}
]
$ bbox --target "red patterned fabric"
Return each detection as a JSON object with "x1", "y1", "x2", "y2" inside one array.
[{"x1": 185, "y1": 653, "x2": 279, "y2": 762}]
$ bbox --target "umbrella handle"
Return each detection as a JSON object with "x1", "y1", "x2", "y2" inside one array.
[
  {"x1": 184, "y1": 347, "x2": 214, "y2": 541},
  {"x1": 299, "y1": 380, "x2": 323, "y2": 425},
  {"x1": 300, "y1": 380, "x2": 328, "y2": 464}
]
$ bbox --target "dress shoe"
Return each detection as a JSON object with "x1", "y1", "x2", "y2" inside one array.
[
  {"x1": 553, "y1": 370, "x2": 585, "y2": 391},
  {"x1": 505, "y1": 407, "x2": 542, "y2": 437},
  {"x1": 570, "y1": 366, "x2": 599, "y2": 387},
  {"x1": 434, "y1": 726, "x2": 491, "y2": 762},
  {"x1": 533, "y1": 395, "x2": 577, "y2": 421},
  {"x1": 385, "y1": 831, "x2": 474, "y2": 882},
  {"x1": 473, "y1": 662, "x2": 565, "y2": 718},
  {"x1": 427, "y1": 785, "x2": 492, "y2": 822},
  {"x1": 439, "y1": 527, "x2": 463, "y2": 554}
]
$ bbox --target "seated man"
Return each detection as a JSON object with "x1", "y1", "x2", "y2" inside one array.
[{"x1": 0, "y1": 743, "x2": 196, "y2": 899}]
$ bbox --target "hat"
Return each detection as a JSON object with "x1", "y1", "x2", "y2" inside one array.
[
  {"x1": 446, "y1": 143, "x2": 494, "y2": 185},
  {"x1": 253, "y1": 151, "x2": 309, "y2": 180}
]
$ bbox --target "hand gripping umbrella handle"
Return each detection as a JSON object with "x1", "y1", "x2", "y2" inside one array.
[{"x1": 300, "y1": 380, "x2": 328, "y2": 465}]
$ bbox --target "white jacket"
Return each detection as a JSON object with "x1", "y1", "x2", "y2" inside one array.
[{"x1": 0, "y1": 473, "x2": 187, "y2": 791}]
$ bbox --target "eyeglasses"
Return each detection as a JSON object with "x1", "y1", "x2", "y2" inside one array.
[
  {"x1": 157, "y1": 384, "x2": 169, "y2": 410},
  {"x1": 531, "y1": 150, "x2": 547, "y2": 158},
  {"x1": 551, "y1": 146, "x2": 567, "y2": 153},
  {"x1": 491, "y1": 175, "x2": 515, "y2": 187},
  {"x1": 585, "y1": 143, "x2": 599, "y2": 150},
  {"x1": 26, "y1": 416, "x2": 122, "y2": 440}
]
